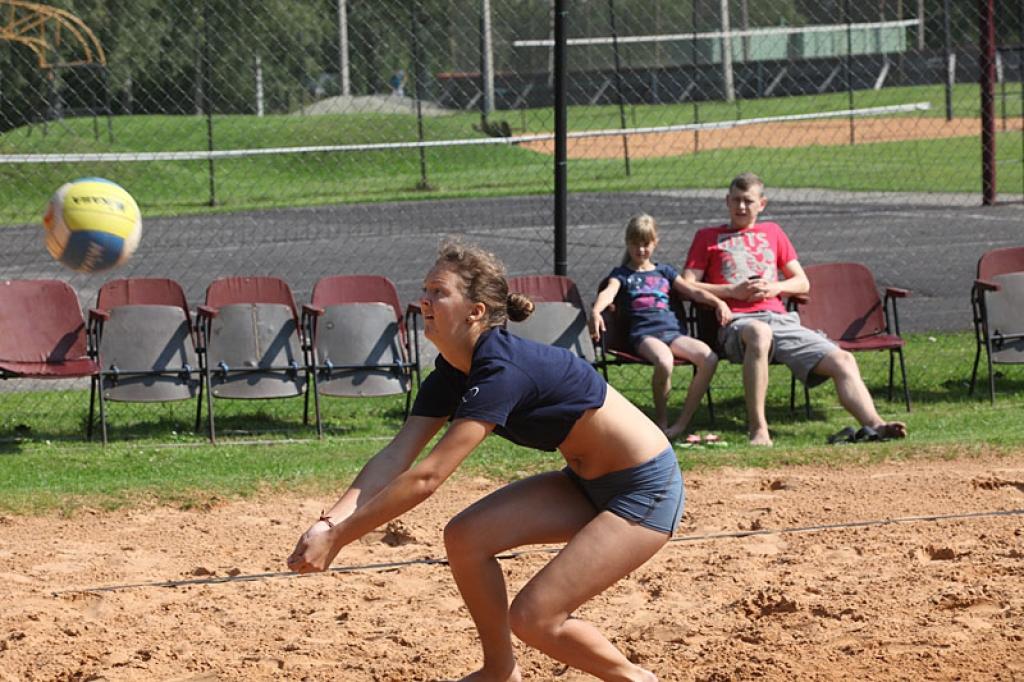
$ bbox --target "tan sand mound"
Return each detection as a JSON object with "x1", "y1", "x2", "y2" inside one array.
[{"x1": 1, "y1": 453, "x2": 1023, "y2": 680}]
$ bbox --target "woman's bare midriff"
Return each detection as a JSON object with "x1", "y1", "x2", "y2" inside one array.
[{"x1": 558, "y1": 385, "x2": 671, "y2": 480}]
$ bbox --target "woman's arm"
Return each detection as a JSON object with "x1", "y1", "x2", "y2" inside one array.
[
  {"x1": 287, "y1": 417, "x2": 492, "y2": 572},
  {"x1": 589, "y1": 277, "x2": 622, "y2": 340}
]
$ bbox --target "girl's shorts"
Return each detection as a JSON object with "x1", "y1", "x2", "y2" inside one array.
[{"x1": 563, "y1": 446, "x2": 685, "y2": 535}]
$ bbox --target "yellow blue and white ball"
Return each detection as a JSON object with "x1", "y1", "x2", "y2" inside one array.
[{"x1": 43, "y1": 177, "x2": 142, "y2": 273}]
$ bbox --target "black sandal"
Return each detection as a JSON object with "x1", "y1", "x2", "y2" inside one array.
[{"x1": 826, "y1": 426, "x2": 857, "y2": 445}]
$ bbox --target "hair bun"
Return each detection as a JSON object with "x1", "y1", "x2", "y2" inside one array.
[{"x1": 506, "y1": 292, "x2": 535, "y2": 322}]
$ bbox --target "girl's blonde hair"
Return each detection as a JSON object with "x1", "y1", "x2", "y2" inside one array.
[
  {"x1": 622, "y1": 213, "x2": 658, "y2": 265},
  {"x1": 435, "y1": 238, "x2": 534, "y2": 326}
]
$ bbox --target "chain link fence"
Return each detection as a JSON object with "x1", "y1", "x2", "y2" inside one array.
[{"x1": 0, "y1": 0, "x2": 1021, "y2": 441}]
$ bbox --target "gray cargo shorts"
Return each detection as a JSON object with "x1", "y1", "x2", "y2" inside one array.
[{"x1": 719, "y1": 310, "x2": 838, "y2": 387}]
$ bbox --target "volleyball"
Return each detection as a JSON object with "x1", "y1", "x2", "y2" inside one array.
[{"x1": 43, "y1": 177, "x2": 142, "y2": 273}]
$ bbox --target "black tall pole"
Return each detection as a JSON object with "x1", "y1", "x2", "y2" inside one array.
[
  {"x1": 608, "y1": 0, "x2": 631, "y2": 176},
  {"x1": 1018, "y1": 0, "x2": 1023, "y2": 198},
  {"x1": 979, "y1": 0, "x2": 996, "y2": 205},
  {"x1": 203, "y1": 0, "x2": 216, "y2": 207},
  {"x1": 691, "y1": 0, "x2": 701, "y2": 153},
  {"x1": 845, "y1": 0, "x2": 855, "y2": 145},
  {"x1": 553, "y1": 0, "x2": 567, "y2": 277},
  {"x1": 411, "y1": 2, "x2": 430, "y2": 190}
]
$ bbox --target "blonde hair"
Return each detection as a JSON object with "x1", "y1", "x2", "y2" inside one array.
[
  {"x1": 435, "y1": 238, "x2": 534, "y2": 326},
  {"x1": 622, "y1": 213, "x2": 658, "y2": 265}
]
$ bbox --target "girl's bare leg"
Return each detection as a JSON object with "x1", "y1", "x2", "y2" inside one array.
[
  {"x1": 509, "y1": 511, "x2": 666, "y2": 681},
  {"x1": 664, "y1": 337, "x2": 718, "y2": 440},
  {"x1": 444, "y1": 472, "x2": 598, "y2": 682},
  {"x1": 634, "y1": 338, "x2": 675, "y2": 430}
]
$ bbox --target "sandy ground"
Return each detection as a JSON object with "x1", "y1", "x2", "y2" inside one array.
[
  {"x1": 1, "y1": 451, "x2": 1023, "y2": 681},
  {"x1": 520, "y1": 116, "x2": 1024, "y2": 159}
]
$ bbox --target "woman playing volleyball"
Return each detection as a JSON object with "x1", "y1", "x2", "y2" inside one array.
[{"x1": 288, "y1": 239, "x2": 682, "y2": 682}]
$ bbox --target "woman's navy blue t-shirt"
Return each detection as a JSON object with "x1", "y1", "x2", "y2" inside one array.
[{"x1": 411, "y1": 328, "x2": 607, "y2": 451}]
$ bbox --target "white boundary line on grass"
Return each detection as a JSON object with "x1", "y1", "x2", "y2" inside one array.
[
  {"x1": 52, "y1": 506, "x2": 1024, "y2": 596},
  {"x1": 0, "y1": 103, "x2": 931, "y2": 165}
]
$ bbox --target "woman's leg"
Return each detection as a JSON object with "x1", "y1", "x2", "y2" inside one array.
[
  {"x1": 664, "y1": 336, "x2": 717, "y2": 440},
  {"x1": 634, "y1": 337, "x2": 675, "y2": 430},
  {"x1": 509, "y1": 511, "x2": 668, "y2": 681},
  {"x1": 444, "y1": 471, "x2": 599, "y2": 681}
]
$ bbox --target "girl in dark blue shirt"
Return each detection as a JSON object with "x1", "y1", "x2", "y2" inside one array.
[
  {"x1": 591, "y1": 214, "x2": 731, "y2": 440},
  {"x1": 289, "y1": 239, "x2": 683, "y2": 682}
]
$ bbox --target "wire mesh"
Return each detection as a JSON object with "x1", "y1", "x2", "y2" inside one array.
[{"x1": 0, "y1": 0, "x2": 1021, "y2": 441}]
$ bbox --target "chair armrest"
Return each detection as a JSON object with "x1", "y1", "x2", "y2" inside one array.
[
  {"x1": 301, "y1": 303, "x2": 324, "y2": 317},
  {"x1": 88, "y1": 307, "x2": 110, "y2": 323},
  {"x1": 885, "y1": 287, "x2": 910, "y2": 298},
  {"x1": 197, "y1": 304, "x2": 220, "y2": 319},
  {"x1": 974, "y1": 278, "x2": 1001, "y2": 293}
]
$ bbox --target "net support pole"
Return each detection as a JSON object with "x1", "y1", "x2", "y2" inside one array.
[
  {"x1": 943, "y1": 0, "x2": 954, "y2": 120},
  {"x1": 337, "y1": 0, "x2": 350, "y2": 97},
  {"x1": 979, "y1": 0, "x2": 996, "y2": 205},
  {"x1": 411, "y1": 2, "x2": 430, "y2": 190},
  {"x1": 481, "y1": 0, "x2": 495, "y2": 121},
  {"x1": 553, "y1": 0, "x2": 567, "y2": 277},
  {"x1": 718, "y1": 0, "x2": 735, "y2": 102},
  {"x1": 202, "y1": 0, "x2": 216, "y2": 207}
]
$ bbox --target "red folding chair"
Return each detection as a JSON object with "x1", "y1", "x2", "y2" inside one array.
[
  {"x1": 970, "y1": 246, "x2": 1024, "y2": 401},
  {"x1": 0, "y1": 279, "x2": 102, "y2": 440},
  {"x1": 89, "y1": 278, "x2": 202, "y2": 443},
  {"x1": 793, "y1": 262, "x2": 910, "y2": 414},
  {"x1": 507, "y1": 274, "x2": 597, "y2": 365},
  {"x1": 302, "y1": 275, "x2": 419, "y2": 437},
  {"x1": 196, "y1": 276, "x2": 312, "y2": 442}
]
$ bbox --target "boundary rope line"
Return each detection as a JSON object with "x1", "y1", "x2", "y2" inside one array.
[{"x1": 51, "y1": 506, "x2": 1024, "y2": 597}]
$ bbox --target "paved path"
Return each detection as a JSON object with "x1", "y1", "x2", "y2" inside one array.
[{"x1": 5, "y1": 190, "x2": 1019, "y2": 334}]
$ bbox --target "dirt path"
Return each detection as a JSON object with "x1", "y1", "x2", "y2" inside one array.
[
  {"x1": 520, "y1": 117, "x2": 1024, "y2": 159},
  {"x1": 1, "y1": 451, "x2": 1023, "y2": 681}
]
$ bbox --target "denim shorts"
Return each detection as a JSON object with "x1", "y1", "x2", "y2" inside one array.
[
  {"x1": 629, "y1": 328, "x2": 685, "y2": 351},
  {"x1": 563, "y1": 447, "x2": 685, "y2": 535}
]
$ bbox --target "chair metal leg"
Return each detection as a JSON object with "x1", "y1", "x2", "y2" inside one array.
[
  {"x1": 705, "y1": 384, "x2": 715, "y2": 426},
  {"x1": 985, "y1": 339, "x2": 996, "y2": 404},
  {"x1": 969, "y1": 340, "x2": 982, "y2": 395},
  {"x1": 87, "y1": 375, "x2": 97, "y2": 441},
  {"x1": 887, "y1": 350, "x2": 896, "y2": 402},
  {"x1": 789, "y1": 372, "x2": 796, "y2": 414},
  {"x1": 203, "y1": 369, "x2": 217, "y2": 444},
  {"x1": 897, "y1": 348, "x2": 911, "y2": 412},
  {"x1": 194, "y1": 373, "x2": 205, "y2": 435},
  {"x1": 312, "y1": 377, "x2": 323, "y2": 440},
  {"x1": 97, "y1": 374, "x2": 108, "y2": 445},
  {"x1": 803, "y1": 382, "x2": 811, "y2": 419}
]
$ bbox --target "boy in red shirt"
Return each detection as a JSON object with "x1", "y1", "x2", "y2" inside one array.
[{"x1": 683, "y1": 172, "x2": 907, "y2": 445}]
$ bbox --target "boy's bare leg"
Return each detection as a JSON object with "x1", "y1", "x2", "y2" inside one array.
[
  {"x1": 635, "y1": 338, "x2": 675, "y2": 431},
  {"x1": 664, "y1": 337, "x2": 717, "y2": 440},
  {"x1": 740, "y1": 323, "x2": 773, "y2": 445},
  {"x1": 812, "y1": 350, "x2": 907, "y2": 437}
]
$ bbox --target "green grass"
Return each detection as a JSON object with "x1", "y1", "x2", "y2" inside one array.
[
  {"x1": 2, "y1": 83, "x2": 1020, "y2": 225},
  {"x1": 0, "y1": 330, "x2": 1021, "y2": 516}
]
